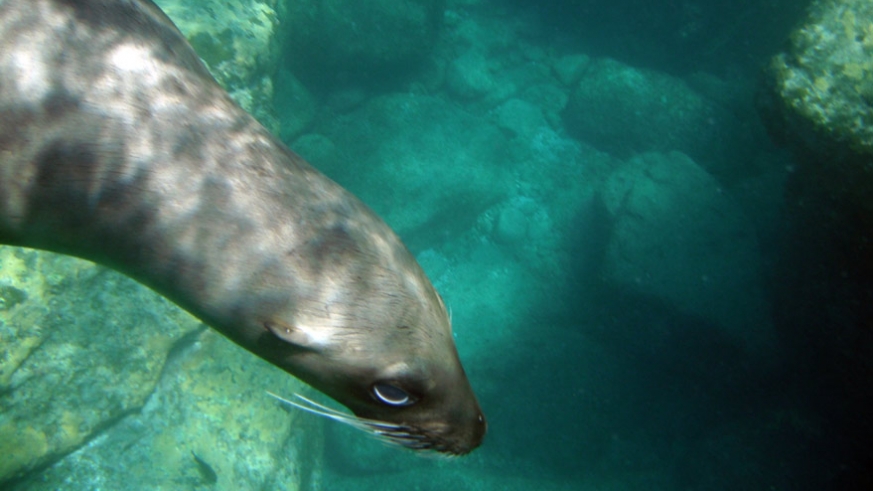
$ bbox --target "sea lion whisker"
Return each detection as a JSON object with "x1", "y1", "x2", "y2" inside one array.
[
  {"x1": 291, "y1": 394, "x2": 403, "y2": 430},
  {"x1": 266, "y1": 391, "x2": 370, "y2": 430},
  {"x1": 288, "y1": 394, "x2": 410, "y2": 431},
  {"x1": 374, "y1": 429, "x2": 435, "y2": 448},
  {"x1": 267, "y1": 392, "x2": 465, "y2": 457},
  {"x1": 265, "y1": 392, "x2": 437, "y2": 451},
  {"x1": 363, "y1": 420, "x2": 409, "y2": 431},
  {"x1": 373, "y1": 429, "x2": 425, "y2": 440},
  {"x1": 266, "y1": 391, "x2": 345, "y2": 417},
  {"x1": 288, "y1": 394, "x2": 407, "y2": 430},
  {"x1": 281, "y1": 392, "x2": 350, "y2": 417},
  {"x1": 266, "y1": 391, "x2": 406, "y2": 435}
]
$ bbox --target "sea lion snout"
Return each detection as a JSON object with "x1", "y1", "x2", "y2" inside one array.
[
  {"x1": 345, "y1": 365, "x2": 487, "y2": 455},
  {"x1": 353, "y1": 357, "x2": 487, "y2": 455}
]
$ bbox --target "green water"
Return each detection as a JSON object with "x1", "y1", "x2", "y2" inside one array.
[{"x1": 2, "y1": 0, "x2": 868, "y2": 489}]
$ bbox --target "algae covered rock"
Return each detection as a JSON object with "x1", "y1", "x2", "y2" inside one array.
[
  {"x1": 17, "y1": 327, "x2": 320, "y2": 491},
  {"x1": 0, "y1": 246, "x2": 319, "y2": 490},
  {"x1": 154, "y1": 0, "x2": 284, "y2": 131},
  {"x1": 767, "y1": 0, "x2": 873, "y2": 151},
  {"x1": 764, "y1": 0, "x2": 873, "y2": 215},
  {"x1": 0, "y1": 247, "x2": 199, "y2": 484}
]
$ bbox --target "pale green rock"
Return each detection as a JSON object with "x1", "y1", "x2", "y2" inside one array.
[
  {"x1": 768, "y1": 0, "x2": 873, "y2": 152},
  {"x1": 155, "y1": 0, "x2": 284, "y2": 132}
]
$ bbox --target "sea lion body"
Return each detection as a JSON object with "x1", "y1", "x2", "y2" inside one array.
[{"x1": 0, "y1": 0, "x2": 484, "y2": 454}]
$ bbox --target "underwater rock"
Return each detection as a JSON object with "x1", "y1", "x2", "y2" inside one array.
[
  {"x1": 291, "y1": 133, "x2": 344, "y2": 170},
  {"x1": 563, "y1": 58, "x2": 736, "y2": 177},
  {"x1": 284, "y1": 0, "x2": 443, "y2": 83},
  {"x1": 16, "y1": 328, "x2": 320, "y2": 490},
  {"x1": 494, "y1": 204, "x2": 529, "y2": 245},
  {"x1": 520, "y1": 83, "x2": 570, "y2": 129},
  {"x1": 761, "y1": 0, "x2": 873, "y2": 347},
  {"x1": 552, "y1": 53, "x2": 591, "y2": 87},
  {"x1": 0, "y1": 246, "x2": 319, "y2": 489},
  {"x1": 599, "y1": 152, "x2": 772, "y2": 351},
  {"x1": 155, "y1": 0, "x2": 284, "y2": 132},
  {"x1": 446, "y1": 50, "x2": 497, "y2": 99},
  {"x1": 491, "y1": 196, "x2": 553, "y2": 248},
  {"x1": 763, "y1": 0, "x2": 873, "y2": 221},
  {"x1": 312, "y1": 93, "x2": 512, "y2": 247},
  {"x1": 493, "y1": 98, "x2": 550, "y2": 140},
  {"x1": 0, "y1": 247, "x2": 197, "y2": 484},
  {"x1": 275, "y1": 69, "x2": 318, "y2": 143}
]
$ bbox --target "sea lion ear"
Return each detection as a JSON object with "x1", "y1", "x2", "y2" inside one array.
[{"x1": 264, "y1": 321, "x2": 324, "y2": 352}]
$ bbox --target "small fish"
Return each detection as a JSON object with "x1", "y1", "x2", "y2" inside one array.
[{"x1": 191, "y1": 451, "x2": 218, "y2": 484}]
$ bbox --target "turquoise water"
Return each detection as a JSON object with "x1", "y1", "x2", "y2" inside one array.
[{"x1": 2, "y1": 0, "x2": 870, "y2": 489}]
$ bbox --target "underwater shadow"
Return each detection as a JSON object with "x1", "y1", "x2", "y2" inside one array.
[
  {"x1": 470, "y1": 194, "x2": 816, "y2": 489},
  {"x1": 481, "y1": 284, "x2": 797, "y2": 482}
]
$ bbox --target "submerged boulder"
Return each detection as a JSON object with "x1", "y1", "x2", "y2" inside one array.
[
  {"x1": 599, "y1": 151, "x2": 772, "y2": 351},
  {"x1": 284, "y1": 0, "x2": 443, "y2": 83},
  {"x1": 0, "y1": 247, "x2": 318, "y2": 489},
  {"x1": 0, "y1": 248, "x2": 193, "y2": 483},
  {"x1": 302, "y1": 93, "x2": 512, "y2": 248},
  {"x1": 563, "y1": 58, "x2": 740, "y2": 177},
  {"x1": 763, "y1": 0, "x2": 873, "y2": 219}
]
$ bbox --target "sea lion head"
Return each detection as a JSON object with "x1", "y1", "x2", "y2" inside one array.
[{"x1": 251, "y1": 218, "x2": 487, "y2": 456}]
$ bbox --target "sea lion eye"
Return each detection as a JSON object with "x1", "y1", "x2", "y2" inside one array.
[{"x1": 372, "y1": 383, "x2": 414, "y2": 406}]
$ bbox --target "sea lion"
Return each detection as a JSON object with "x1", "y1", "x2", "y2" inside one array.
[{"x1": 0, "y1": 0, "x2": 485, "y2": 455}]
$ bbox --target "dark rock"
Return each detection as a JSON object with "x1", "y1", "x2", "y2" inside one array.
[
  {"x1": 563, "y1": 58, "x2": 741, "y2": 178},
  {"x1": 599, "y1": 151, "x2": 771, "y2": 351},
  {"x1": 284, "y1": 0, "x2": 444, "y2": 86}
]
